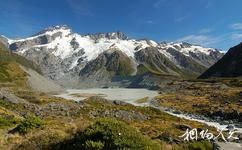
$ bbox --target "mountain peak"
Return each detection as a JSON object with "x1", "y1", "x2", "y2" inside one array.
[
  {"x1": 44, "y1": 24, "x2": 70, "y2": 31},
  {"x1": 36, "y1": 25, "x2": 71, "y2": 35},
  {"x1": 169, "y1": 42, "x2": 193, "y2": 47},
  {"x1": 86, "y1": 31, "x2": 128, "y2": 40}
]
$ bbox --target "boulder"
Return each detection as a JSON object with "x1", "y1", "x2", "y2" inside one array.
[
  {"x1": 226, "y1": 124, "x2": 235, "y2": 130},
  {"x1": 157, "y1": 132, "x2": 181, "y2": 144},
  {"x1": 239, "y1": 91, "x2": 242, "y2": 97},
  {"x1": 0, "y1": 89, "x2": 27, "y2": 104},
  {"x1": 175, "y1": 123, "x2": 192, "y2": 130},
  {"x1": 113, "y1": 100, "x2": 130, "y2": 106}
]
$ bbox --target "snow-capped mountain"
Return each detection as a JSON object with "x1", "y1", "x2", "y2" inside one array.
[{"x1": 1, "y1": 25, "x2": 223, "y2": 88}]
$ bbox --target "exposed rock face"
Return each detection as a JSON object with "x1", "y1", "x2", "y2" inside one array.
[
  {"x1": 0, "y1": 89, "x2": 27, "y2": 104},
  {"x1": 86, "y1": 31, "x2": 128, "y2": 40},
  {"x1": 22, "y1": 47, "x2": 85, "y2": 82},
  {"x1": 9, "y1": 27, "x2": 66, "y2": 51},
  {"x1": 200, "y1": 43, "x2": 242, "y2": 78},
  {"x1": 165, "y1": 48, "x2": 207, "y2": 73},
  {"x1": 3, "y1": 25, "x2": 223, "y2": 88},
  {"x1": 20, "y1": 66, "x2": 64, "y2": 94},
  {"x1": 135, "y1": 47, "x2": 182, "y2": 76}
]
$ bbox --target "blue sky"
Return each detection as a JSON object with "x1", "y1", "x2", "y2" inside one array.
[{"x1": 0, "y1": 0, "x2": 242, "y2": 50}]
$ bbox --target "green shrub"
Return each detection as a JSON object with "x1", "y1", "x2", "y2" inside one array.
[
  {"x1": 0, "y1": 116, "x2": 18, "y2": 128},
  {"x1": 84, "y1": 140, "x2": 104, "y2": 150},
  {"x1": 13, "y1": 116, "x2": 45, "y2": 134},
  {"x1": 77, "y1": 118, "x2": 161, "y2": 150},
  {"x1": 0, "y1": 64, "x2": 11, "y2": 82}
]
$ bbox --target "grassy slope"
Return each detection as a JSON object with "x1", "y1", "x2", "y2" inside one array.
[
  {"x1": 108, "y1": 49, "x2": 135, "y2": 76},
  {"x1": 0, "y1": 95, "x2": 213, "y2": 150},
  {"x1": 0, "y1": 43, "x2": 41, "y2": 74},
  {"x1": 156, "y1": 80, "x2": 242, "y2": 115},
  {"x1": 0, "y1": 43, "x2": 42, "y2": 88}
]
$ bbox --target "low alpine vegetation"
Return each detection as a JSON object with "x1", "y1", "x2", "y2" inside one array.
[{"x1": 11, "y1": 115, "x2": 45, "y2": 134}]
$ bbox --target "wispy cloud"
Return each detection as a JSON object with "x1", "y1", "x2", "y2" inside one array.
[
  {"x1": 230, "y1": 23, "x2": 242, "y2": 30},
  {"x1": 175, "y1": 15, "x2": 189, "y2": 22},
  {"x1": 177, "y1": 28, "x2": 223, "y2": 47},
  {"x1": 176, "y1": 28, "x2": 241, "y2": 49},
  {"x1": 146, "y1": 20, "x2": 154, "y2": 24},
  {"x1": 198, "y1": 28, "x2": 213, "y2": 34},
  {"x1": 66, "y1": 0, "x2": 93, "y2": 16},
  {"x1": 231, "y1": 33, "x2": 242, "y2": 39},
  {"x1": 205, "y1": 1, "x2": 213, "y2": 9},
  {"x1": 177, "y1": 34, "x2": 221, "y2": 47},
  {"x1": 153, "y1": 0, "x2": 168, "y2": 8}
]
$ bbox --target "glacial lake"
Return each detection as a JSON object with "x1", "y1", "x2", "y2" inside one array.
[{"x1": 54, "y1": 88, "x2": 159, "y2": 105}]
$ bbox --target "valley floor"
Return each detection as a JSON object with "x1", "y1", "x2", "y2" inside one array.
[{"x1": 0, "y1": 77, "x2": 242, "y2": 149}]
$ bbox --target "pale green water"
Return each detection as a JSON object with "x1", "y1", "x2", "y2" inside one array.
[{"x1": 54, "y1": 88, "x2": 159, "y2": 105}]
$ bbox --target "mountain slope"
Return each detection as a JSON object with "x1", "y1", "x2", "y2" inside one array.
[
  {"x1": 2, "y1": 25, "x2": 223, "y2": 87},
  {"x1": 77, "y1": 49, "x2": 137, "y2": 87},
  {"x1": 0, "y1": 35, "x2": 9, "y2": 47},
  {"x1": 135, "y1": 47, "x2": 183, "y2": 76},
  {"x1": 80, "y1": 48, "x2": 136, "y2": 77},
  {"x1": 199, "y1": 43, "x2": 242, "y2": 78},
  {"x1": 164, "y1": 47, "x2": 207, "y2": 74},
  {"x1": 0, "y1": 42, "x2": 63, "y2": 93},
  {"x1": 0, "y1": 42, "x2": 41, "y2": 73}
]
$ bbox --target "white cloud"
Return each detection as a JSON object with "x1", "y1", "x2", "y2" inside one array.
[
  {"x1": 231, "y1": 33, "x2": 242, "y2": 39},
  {"x1": 230, "y1": 23, "x2": 242, "y2": 30},
  {"x1": 175, "y1": 15, "x2": 189, "y2": 22},
  {"x1": 177, "y1": 29, "x2": 242, "y2": 50},
  {"x1": 177, "y1": 34, "x2": 220, "y2": 47}
]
